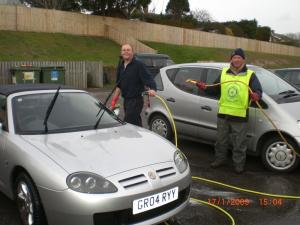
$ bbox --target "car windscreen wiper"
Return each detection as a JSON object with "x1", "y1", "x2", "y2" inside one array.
[
  {"x1": 43, "y1": 86, "x2": 60, "y2": 133},
  {"x1": 278, "y1": 90, "x2": 296, "y2": 95},
  {"x1": 277, "y1": 90, "x2": 300, "y2": 98},
  {"x1": 283, "y1": 93, "x2": 300, "y2": 98},
  {"x1": 94, "y1": 101, "x2": 122, "y2": 129},
  {"x1": 94, "y1": 101, "x2": 108, "y2": 129},
  {"x1": 93, "y1": 100, "x2": 108, "y2": 129}
]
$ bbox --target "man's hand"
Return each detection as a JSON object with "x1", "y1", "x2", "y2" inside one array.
[
  {"x1": 196, "y1": 81, "x2": 206, "y2": 90},
  {"x1": 250, "y1": 92, "x2": 260, "y2": 102},
  {"x1": 148, "y1": 89, "x2": 156, "y2": 97},
  {"x1": 110, "y1": 95, "x2": 119, "y2": 110}
]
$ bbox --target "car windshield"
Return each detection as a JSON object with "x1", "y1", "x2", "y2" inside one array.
[
  {"x1": 12, "y1": 92, "x2": 121, "y2": 134},
  {"x1": 249, "y1": 66, "x2": 300, "y2": 101}
]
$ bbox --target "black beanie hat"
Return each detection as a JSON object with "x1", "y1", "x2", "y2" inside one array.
[{"x1": 231, "y1": 48, "x2": 245, "y2": 59}]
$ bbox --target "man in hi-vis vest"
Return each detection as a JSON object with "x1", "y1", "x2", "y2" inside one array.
[{"x1": 197, "y1": 48, "x2": 262, "y2": 173}]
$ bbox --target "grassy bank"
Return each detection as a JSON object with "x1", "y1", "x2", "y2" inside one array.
[
  {"x1": 0, "y1": 31, "x2": 121, "y2": 66},
  {"x1": 0, "y1": 30, "x2": 299, "y2": 69},
  {"x1": 145, "y1": 41, "x2": 300, "y2": 69}
]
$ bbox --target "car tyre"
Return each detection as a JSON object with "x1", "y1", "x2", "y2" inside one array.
[
  {"x1": 150, "y1": 114, "x2": 173, "y2": 141},
  {"x1": 261, "y1": 136, "x2": 299, "y2": 172},
  {"x1": 14, "y1": 172, "x2": 47, "y2": 225}
]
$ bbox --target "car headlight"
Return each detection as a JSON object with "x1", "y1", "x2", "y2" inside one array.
[
  {"x1": 66, "y1": 172, "x2": 118, "y2": 194},
  {"x1": 174, "y1": 150, "x2": 188, "y2": 173}
]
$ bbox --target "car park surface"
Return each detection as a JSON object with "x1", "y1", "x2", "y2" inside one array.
[
  {"x1": 0, "y1": 84, "x2": 191, "y2": 225},
  {"x1": 146, "y1": 63, "x2": 300, "y2": 172}
]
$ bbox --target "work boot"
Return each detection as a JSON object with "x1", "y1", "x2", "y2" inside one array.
[
  {"x1": 234, "y1": 165, "x2": 244, "y2": 174},
  {"x1": 210, "y1": 159, "x2": 226, "y2": 168}
]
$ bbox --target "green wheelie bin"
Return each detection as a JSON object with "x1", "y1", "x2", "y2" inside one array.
[{"x1": 11, "y1": 66, "x2": 41, "y2": 84}]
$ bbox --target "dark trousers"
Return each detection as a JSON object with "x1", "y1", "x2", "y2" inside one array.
[
  {"x1": 123, "y1": 97, "x2": 144, "y2": 127},
  {"x1": 214, "y1": 117, "x2": 248, "y2": 167}
]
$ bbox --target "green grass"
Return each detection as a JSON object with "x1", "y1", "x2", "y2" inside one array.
[
  {"x1": 145, "y1": 41, "x2": 300, "y2": 69},
  {"x1": 1, "y1": 30, "x2": 300, "y2": 69},
  {"x1": 0, "y1": 31, "x2": 121, "y2": 66}
]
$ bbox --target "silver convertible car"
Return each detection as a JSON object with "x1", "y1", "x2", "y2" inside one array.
[
  {"x1": 146, "y1": 63, "x2": 300, "y2": 173},
  {"x1": 0, "y1": 84, "x2": 191, "y2": 225}
]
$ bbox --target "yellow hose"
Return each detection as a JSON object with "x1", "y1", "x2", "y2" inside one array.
[
  {"x1": 186, "y1": 79, "x2": 300, "y2": 158},
  {"x1": 155, "y1": 95, "x2": 178, "y2": 147},
  {"x1": 192, "y1": 176, "x2": 300, "y2": 199},
  {"x1": 155, "y1": 94, "x2": 236, "y2": 224},
  {"x1": 191, "y1": 198, "x2": 235, "y2": 225},
  {"x1": 153, "y1": 88, "x2": 300, "y2": 225}
]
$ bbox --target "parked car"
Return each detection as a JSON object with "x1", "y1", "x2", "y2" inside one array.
[
  {"x1": 146, "y1": 63, "x2": 300, "y2": 172},
  {"x1": 0, "y1": 84, "x2": 191, "y2": 225},
  {"x1": 274, "y1": 68, "x2": 300, "y2": 89},
  {"x1": 135, "y1": 53, "x2": 174, "y2": 77}
]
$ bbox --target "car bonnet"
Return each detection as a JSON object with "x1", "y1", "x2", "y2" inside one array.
[{"x1": 20, "y1": 124, "x2": 176, "y2": 178}]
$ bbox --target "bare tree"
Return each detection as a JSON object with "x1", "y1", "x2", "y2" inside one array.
[
  {"x1": 286, "y1": 32, "x2": 300, "y2": 41},
  {"x1": 191, "y1": 9, "x2": 213, "y2": 22}
]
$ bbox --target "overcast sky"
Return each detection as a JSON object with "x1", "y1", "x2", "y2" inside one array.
[{"x1": 149, "y1": 0, "x2": 300, "y2": 34}]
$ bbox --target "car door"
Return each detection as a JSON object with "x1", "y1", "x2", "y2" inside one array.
[
  {"x1": 164, "y1": 67, "x2": 205, "y2": 139},
  {"x1": 197, "y1": 68, "x2": 220, "y2": 141},
  {"x1": 198, "y1": 68, "x2": 256, "y2": 143}
]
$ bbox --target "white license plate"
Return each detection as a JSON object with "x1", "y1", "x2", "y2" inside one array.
[{"x1": 132, "y1": 187, "x2": 178, "y2": 215}]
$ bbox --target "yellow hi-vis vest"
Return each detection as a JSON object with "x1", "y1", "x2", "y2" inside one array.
[{"x1": 219, "y1": 68, "x2": 254, "y2": 118}]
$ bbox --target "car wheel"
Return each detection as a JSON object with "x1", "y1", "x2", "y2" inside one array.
[
  {"x1": 15, "y1": 172, "x2": 47, "y2": 225},
  {"x1": 150, "y1": 114, "x2": 173, "y2": 141},
  {"x1": 261, "y1": 136, "x2": 299, "y2": 172}
]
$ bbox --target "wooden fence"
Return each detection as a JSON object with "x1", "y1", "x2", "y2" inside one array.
[
  {"x1": 0, "y1": 5, "x2": 300, "y2": 57},
  {"x1": 104, "y1": 25, "x2": 156, "y2": 54},
  {"x1": 0, "y1": 61, "x2": 103, "y2": 88}
]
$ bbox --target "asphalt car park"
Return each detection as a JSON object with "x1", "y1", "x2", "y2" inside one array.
[{"x1": 1, "y1": 88, "x2": 300, "y2": 225}]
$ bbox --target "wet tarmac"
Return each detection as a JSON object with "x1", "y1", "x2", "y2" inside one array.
[
  {"x1": 1, "y1": 89, "x2": 300, "y2": 225},
  {"x1": 173, "y1": 140, "x2": 300, "y2": 225}
]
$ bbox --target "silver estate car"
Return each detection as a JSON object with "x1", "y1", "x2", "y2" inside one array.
[
  {"x1": 146, "y1": 63, "x2": 300, "y2": 172},
  {"x1": 0, "y1": 84, "x2": 191, "y2": 225}
]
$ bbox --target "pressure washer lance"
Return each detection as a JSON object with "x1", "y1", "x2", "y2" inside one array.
[
  {"x1": 185, "y1": 79, "x2": 300, "y2": 158},
  {"x1": 141, "y1": 90, "x2": 151, "y2": 108}
]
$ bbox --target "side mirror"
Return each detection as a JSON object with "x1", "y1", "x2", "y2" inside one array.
[{"x1": 113, "y1": 104, "x2": 120, "y2": 116}]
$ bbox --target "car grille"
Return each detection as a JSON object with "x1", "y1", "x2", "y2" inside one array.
[
  {"x1": 156, "y1": 167, "x2": 176, "y2": 179},
  {"x1": 118, "y1": 167, "x2": 177, "y2": 189},
  {"x1": 93, "y1": 186, "x2": 190, "y2": 225},
  {"x1": 119, "y1": 174, "x2": 148, "y2": 189}
]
